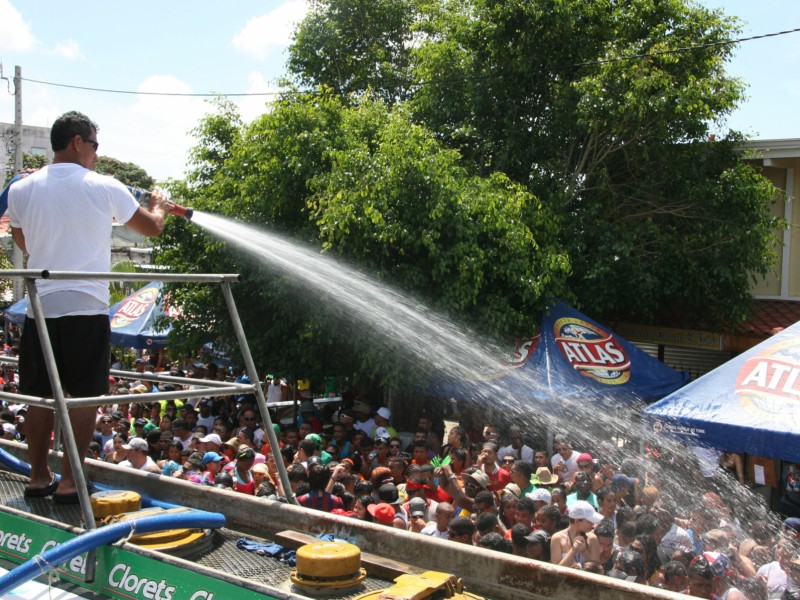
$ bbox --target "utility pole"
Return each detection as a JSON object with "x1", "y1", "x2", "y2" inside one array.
[{"x1": 12, "y1": 66, "x2": 23, "y2": 301}]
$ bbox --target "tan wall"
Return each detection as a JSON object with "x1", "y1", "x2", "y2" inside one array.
[{"x1": 750, "y1": 165, "x2": 788, "y2": 296}]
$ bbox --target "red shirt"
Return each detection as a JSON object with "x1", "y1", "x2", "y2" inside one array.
[{"x1": 487, "y1": 466, "x2": 511, "y2": 492}]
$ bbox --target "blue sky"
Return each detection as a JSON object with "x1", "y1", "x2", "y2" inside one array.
[{"x1": 0, "y1": 0, "x2": 798, "y2": 182}]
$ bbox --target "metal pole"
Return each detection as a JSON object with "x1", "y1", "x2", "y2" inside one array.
[
  {"x1": 219, "y1": 282, "x2": 297, "y2": 505},
  {"x1": 11, "y1": 67, "x2": 23, "y2": 302},
  {"x1": 24, "y1": 279, "x2": 97, "y2": 582}
]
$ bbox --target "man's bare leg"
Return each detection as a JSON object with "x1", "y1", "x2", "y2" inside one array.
[
  {"x1": 53, "y1": 406, "x2": 97, "y2": 496},
  {"x1": 24, "y1": 405, "x2": 55, "y2": 491}
]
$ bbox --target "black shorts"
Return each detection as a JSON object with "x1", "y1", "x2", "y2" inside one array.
[{"x1": 19, "y1": 314, "x2": 110, "y2": 398}]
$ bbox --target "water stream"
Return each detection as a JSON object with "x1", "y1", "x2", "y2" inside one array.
[{"x1": 187, "y1": 209, "x2": 781, "y2": 546}]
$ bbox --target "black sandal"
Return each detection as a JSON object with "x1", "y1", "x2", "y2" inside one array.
[{"x1": 24, "y1": 474, "x2": 59, "y2": 498}]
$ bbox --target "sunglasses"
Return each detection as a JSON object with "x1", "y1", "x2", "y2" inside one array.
[{"x1": 502, "y1": 458, "x2": 515, "y2": 463}]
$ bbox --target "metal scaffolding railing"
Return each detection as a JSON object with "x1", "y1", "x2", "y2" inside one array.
[{"x1": 0, "y1": 269, "x2": 298, "y2": 581}]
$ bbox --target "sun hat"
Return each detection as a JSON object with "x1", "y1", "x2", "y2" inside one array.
[{"x1": 534, "y1": 467, "x2": 558, "y2": 486}]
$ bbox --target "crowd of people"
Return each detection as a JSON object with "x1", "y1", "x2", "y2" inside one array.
[{"x1": 1, "y1": 354, "x2": 800, "y2": 600}]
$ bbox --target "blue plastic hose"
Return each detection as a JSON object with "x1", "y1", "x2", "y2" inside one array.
[{"x1": 0, "y1": 510, "x2": 226, "y2": 596}]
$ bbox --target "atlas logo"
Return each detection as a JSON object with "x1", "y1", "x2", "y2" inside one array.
[
  {"x1": 501, "y1": 337, "x2": 540, "y2": 369},
  {"x1": 111, "y1": 286, "x2": 159, "y2": 329},
  {"x1": 736, "y1": 336, "x2": 800, "y2": 424},
  {"x1": 554, "y1": 317, "x2": 631, "y2": 385}
]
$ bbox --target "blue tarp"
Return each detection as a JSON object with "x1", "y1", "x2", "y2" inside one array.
[
  {"x1": 643, "y1": 320, "x2": 800, "y2": 462},
  {"x1": 3, "y1": 282, "x2": 173, "y2": 349},
  {"x1": 431, "y1": 302, "x2": 689, "y2": 409}
]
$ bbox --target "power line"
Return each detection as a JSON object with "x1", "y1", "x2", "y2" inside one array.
[{"x1": 11, "y1": 26, "x2": 800, "y2": 98}]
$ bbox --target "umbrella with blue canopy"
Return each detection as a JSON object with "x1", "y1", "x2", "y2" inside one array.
[
  {"x1": 429, "y1": 302, "x2": 690, "y2": 410},
  {"x1": 643, "y1": 320, "x2": 800, "y2": 462},
  {"x1": 3, "y1": 282, "x2": 174, "y2": 349}
]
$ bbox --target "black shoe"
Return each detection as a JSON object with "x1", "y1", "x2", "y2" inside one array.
[
  {"x1": 52, "y1": 491, "x2": 81, "y2": 505},
  {"x1": 24, "y1": 474, "x2": 59, "y2": 498}
]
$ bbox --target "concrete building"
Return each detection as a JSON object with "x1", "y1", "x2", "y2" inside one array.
[{"x1": 0, "y1": 122, "x2": 54, "y2": 179}]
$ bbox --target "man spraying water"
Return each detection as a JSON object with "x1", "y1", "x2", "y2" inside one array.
[{"x1": 7, "y1": 110, "x2": 174, "y2": 503}]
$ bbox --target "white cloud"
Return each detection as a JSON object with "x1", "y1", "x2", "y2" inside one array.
[
  {"x1": 100, "y1": 75, "x2": 209, "y2": 181},
  {"x1": 237, "y1": 71, "x2": 280, "y2": 123},
  {"x1": 232, "y1": 0, "x2": 309, "y2": 59},
  {"x1": 48, "y1": 39, "x2": 85, "y2": 60},
  {"x1": 0, "y1": 0, "x2": 37, "y2": 52}
]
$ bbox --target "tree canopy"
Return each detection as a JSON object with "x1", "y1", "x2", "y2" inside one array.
[{"x1": 159, "y1": 0, "x2": 784, "y2": 387}]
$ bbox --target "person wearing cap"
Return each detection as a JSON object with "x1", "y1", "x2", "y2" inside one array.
[
  {"x1": 370, "y1": 436, "x2": 391, "y2": 470},
  {"x1": 498, "y1": 426, "x2": 534, "y2": 464},
  {"x1": 119, "y1": 437, "x2": 160, "y2": 474},
  {"x1": 338, "y1": 408, "x2": 357, "y2": 436},
  {"x1": 527, "y1": 488, "x2": 552, "y2": 512},
  {"x1": 521, "y1": 528, "x2": 552, "y2": 561},
  {"x1": 352, "y1": 401, "x2": 375, "y2": 436},
  {"x1": 200, "y1": 451, "x2": 226, "y2": 486},
  {"x1": 367, "y1": 502, "x2": 396, "y2": 526},
  {"x1": 575, "y1": 452, "x2": 605, "y2": 492},
  {"x1": 407, "y1": 497, "x2": 430, "y2": 533},
  {"x1": 550, "y1": 500, "x2": 603, "y2": 568},
  {"x1": 171, "y1": 418, "x2": 193, "y2": 445},
  {"x1": 370, "y1": 407, "x2": 397, "y2": 439},
  {"x1": 437, "y1": 464, "x2": 489, "y2": 518},
  {"x1": 376, "y1": 483, "x2": 408, "y2": 529},
  {"x1": 197, "y1": 433, "x2": 223, "y2": 454},
  {"x1": 403, "y1": 475, "x2": 438, "y2": 522}
]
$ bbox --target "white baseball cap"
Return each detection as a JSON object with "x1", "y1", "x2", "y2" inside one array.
[{"x1": 567, "y1": 500, "x2": 604, "y2": 524}]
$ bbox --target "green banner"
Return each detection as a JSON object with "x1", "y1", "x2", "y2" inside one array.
[{"x1": 0, "y1": 511, "x2": 277, "y2": 600}]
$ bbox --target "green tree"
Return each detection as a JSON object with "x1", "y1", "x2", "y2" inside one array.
[
  {"x1": 288, "y1": 0, "x2": 416, "y2": 103},
  {"x1": 158, "y1": 95, "x2": 569, "y2": 386},
  {"x1": 288, "y1": 0, "x2": 784, "y2": 328},
  {"x1": 94, "y1": 156, "x2": 155, "y2": 190},
  {"x1": 2, "y1": 152, "x2": 48, "y2": 187}
]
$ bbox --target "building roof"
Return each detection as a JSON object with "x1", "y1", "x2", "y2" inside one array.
[{"x1": 734, "y1": 299, "x2": 800, "y2": 338}]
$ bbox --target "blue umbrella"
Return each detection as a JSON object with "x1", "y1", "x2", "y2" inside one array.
[
  {"x1": 108, "y1": 282, "x2": 173, "y2": 348},
  {"x1": 4, "y1": 282, "x2": 174, "y2": 349},
  {"x1": 428, "y1": 301, "x2": 690, "y2": 410},
  {"x1": 644, "y1": 320, "x2": 800, "y2": 462}
]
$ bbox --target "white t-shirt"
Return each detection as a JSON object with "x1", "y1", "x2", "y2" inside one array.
[
  {"x1": 266, "y1": 383, "x2": 283, "y2": 404},
  {"x1": 420, "y1": 524, "x2": 449, "y2": 539},
  {"x1": 756, "y1": 561, "x2": 788, "y2": 599},
  {"x1": 499, "y1": 444, "x2": 534, "y2": 463},
  {"x1": 551, "y1": 451, "x2": 580, "y2": 483},
  {"x1": 354, "y1": 418, "x2": 376, "y2": 435},
  {"x1": 119, "y1": 456, "x2": 159, "y2": 472},
  {"x1": 8, "y1": 163, "x2": 138, "y2": 312}
]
